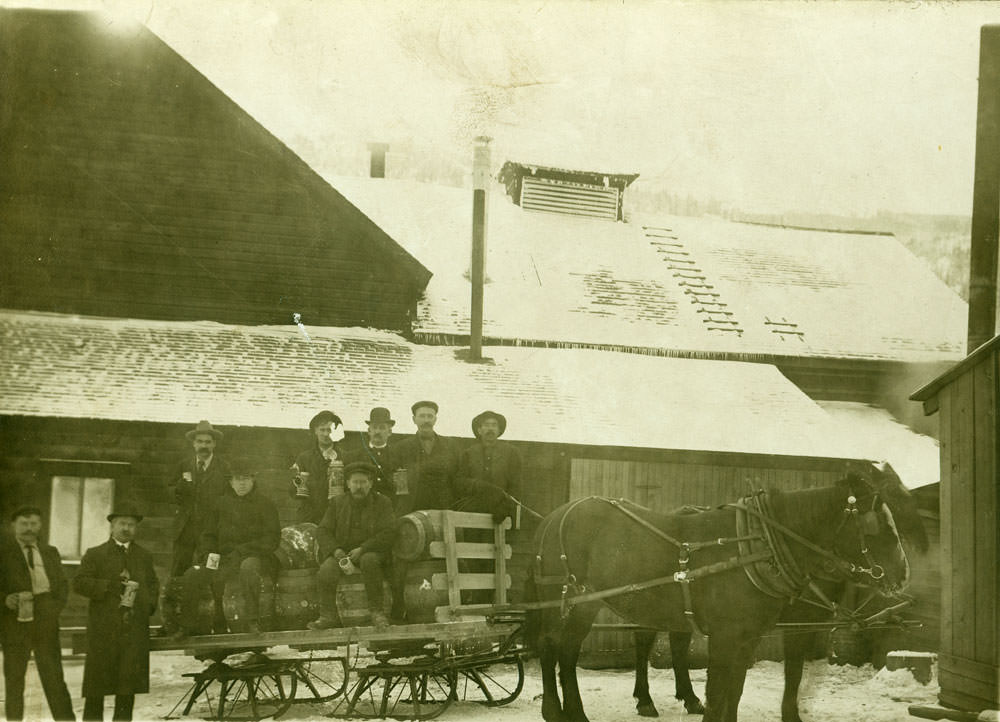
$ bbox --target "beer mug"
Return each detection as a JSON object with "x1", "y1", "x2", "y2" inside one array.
[
  {"x1": 328, "y1": 461, "x2": 345, "y2": 499},
  {"x1": 120, "y1": 580, "x2": 139, "y2": 608},
  {"x1": 206, "y1": 553, "x2": 221, "y2": 570},
  {"x1": 338, "y1": 555, "x2": 358, "y2": 575},
  {"x1": 293, "y1": 471, "x2": 311, "y2": 498},
  {"x1": 393, "y1": 468, "x2": 409, "y2": 496},
  {"x1": 16, "y1": 592, "x2": 33, "y2": 623},
  {"x1": 182, "y1": 471, "x2": 193, "y2": 483}
]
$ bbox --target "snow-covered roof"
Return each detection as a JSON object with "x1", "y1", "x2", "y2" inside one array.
[
  {"x1": 816, "y1": 401, "x2": 940, "y2": 490},
  {"x1": 329, "y1": 176, "x2": 966, "y2": 363},
  {"x1": 2, "y1": 310, "x2": 864, "y2": 460}
]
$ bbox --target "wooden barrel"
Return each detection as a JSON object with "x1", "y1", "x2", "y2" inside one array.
[
  {"x1": 223, "y1": 568, "x2": 318, "y2": 631},
  {"x1": 403, "y1": 560, "x2": 449, "y2": 623},
  {"x1": 162, "y1": 575, "x2": 215, "y2": 635},
  {"x1": 336, "y1": 580, "x2": 393, "y2": 627},
  {"x1": 393, "y1": 510, "x2": 440, "y2": 561}
]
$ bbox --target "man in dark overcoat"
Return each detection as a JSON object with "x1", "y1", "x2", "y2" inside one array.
[
  {"x1": 343, "y1": 407, "x2": 399, "y2": 503},
  {"x1": 0, "y1": 505, "x2": 76, "y2": 721},
  {"x1": 74, "y1": 502, "x2": 159, "y2": 722},
  {"x1": 168, "y1": 420, "x2": 231, "y2": 577},
  {"x1": 179, "y1": 464, "x2": 280, "y2": 635},
  {"x1": 455, "y1": 410, "x2": 523, "y2": 524},
  {"x1": 308, "y1": 462, "x2": 396, "y2": 630},
  {"x1": 391, "y1": 401, "x2": 460, "y2": 515},
  {"x1": 291, "y1": 410, "x2": 348, "y2": 524}
]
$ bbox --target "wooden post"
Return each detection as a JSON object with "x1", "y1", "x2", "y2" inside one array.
[{"x1": 470, "y1": 137, "x2": 491, "y2": 361}]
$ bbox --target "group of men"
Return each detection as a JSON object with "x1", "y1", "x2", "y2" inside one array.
[
  {"x1": 1, "y1": 503, "x2": 158, "y2": 722},
  {"x1": 0, "y1": 400, "x2": 522, "y2": 721}
]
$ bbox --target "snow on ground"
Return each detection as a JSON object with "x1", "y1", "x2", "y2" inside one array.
[{"x1": 6, "y1": 650, "x2": 938, "y2": 721}]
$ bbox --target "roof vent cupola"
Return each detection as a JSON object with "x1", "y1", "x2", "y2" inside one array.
[{"x1": 498, "y1": 161, "x2": 638, "y2": 222}]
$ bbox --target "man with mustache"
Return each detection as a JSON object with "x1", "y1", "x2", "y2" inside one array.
[
  {"x1": 74, "y1": 503, "x2": 159, "y2": 721},
  {"x1": 0, "y1": 506, "x2": 76, "y2": 721},
  {"x1": 391, "y1": 401, "x2": 460, "y2": 515},
  {"x1": 291, "y1": 410, "x2": 347, "y2": 524},
  {"x1": 343, "y1": 407, "x2": 399, "y2": 504},
  {"x1": 455, "y1": 410, "x2": 522, "y2": 525},
  {"x1": 308, "y1": 462, "x2": 396, "y2": 630},
  {"x1": 168, "y1": 420, "x2": 231, "y2": 578}
]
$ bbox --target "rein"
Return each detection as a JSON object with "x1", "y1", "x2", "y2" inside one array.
[{"x1": 529, "y1": 489, "x2": 895, "y2": 631}]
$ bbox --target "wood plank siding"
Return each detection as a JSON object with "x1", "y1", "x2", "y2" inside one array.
[{"x1": 0, "y1": 10, "x2": 429, "y2": 331}]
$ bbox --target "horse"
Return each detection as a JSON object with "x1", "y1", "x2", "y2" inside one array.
[
  {"x1": 627, "y1": 461, "x2": 929, "y2": 721},
  {"x1": 524, "y1": 470, "x2": 911, "y2": 722}
]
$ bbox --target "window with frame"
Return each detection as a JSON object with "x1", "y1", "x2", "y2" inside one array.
[{"x1": 40, "y1": 459, "x2": 129, "y2": 561}]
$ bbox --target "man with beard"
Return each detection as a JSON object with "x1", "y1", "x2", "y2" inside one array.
[
  {"x1": 292, "y1": 410, "x2": 347, "y2": 524},
  {"x1": 455, "y1": 410, "x2": 522, "y2": 525},
  {"x1": 308, "y1": 462, "x2": 395, "y2": 630},
  {"x1": 0, "y1": 506, "x2": 76, "y2": 721},
  {"x1": 74, "y1": 503, "x2": 159, "y2": 722},
  {"x1": 178, "y1": 464, "x2": 280, "y2": 636},
  {"x1": 343, "y1": 407, "x2": 398, "y2": 504},
  {"x1": 168, "y1": 420, "x2": 231, "y2": 578},
  {"x1": 391, "y1": 401, "x2": 460, "y2": 515}
]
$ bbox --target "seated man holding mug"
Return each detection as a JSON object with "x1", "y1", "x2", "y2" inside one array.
[{"x1": 308, "y1": 462, "x2": 396, "y2": 630}]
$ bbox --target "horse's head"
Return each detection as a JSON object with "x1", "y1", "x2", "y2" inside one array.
[{"x1": 832, "y1": 469, "x2": 911, "y2": 596}]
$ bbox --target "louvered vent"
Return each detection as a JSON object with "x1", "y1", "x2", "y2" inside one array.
[{"x1": 520, "y1": 176, "x2": 620, "y2": 221}]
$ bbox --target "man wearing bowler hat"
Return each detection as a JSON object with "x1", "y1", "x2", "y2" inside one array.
[
  {"x1": 291, "y1": 410, "x2": 347, "y2": 524},
  {"x1": 74, "y1": 503, "x2": 159, "y2": 721},
  {"x1": 343, "y1": 407, "x2": 399, "y2": 504},
  {"x1": 168, "y1": 420, "x2": 231, "y2": 578},
  {"x1": 456, "y1": 410, "x2": 522, "y2": 525},
  {"x1": 309, "y1": 462, "x2": 395, "y2": 630},
  {"x1": 0, "y1": 505, "x2": 76, "y2": 721},
  {"x1": 392, "y1": 400, "x2": 460, "y2": 515}
]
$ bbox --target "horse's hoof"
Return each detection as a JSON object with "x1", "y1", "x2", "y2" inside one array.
[
  {"x1": 684, "y1": 697, "x2": 705, "y2": 715},
  {"x1": 636, "y1": 702, "x2": 659, "y2": 717}
]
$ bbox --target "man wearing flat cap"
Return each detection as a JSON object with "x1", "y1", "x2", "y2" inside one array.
[
  {"x1": 0, "y1": 505, "x2": 76, "y2": 721},
  {"x1": 292, "y1": 410, "x2": 347, "y2": 524},
  {"x1": 74, "y1": 502, "x2": 159, "y2": 721},
  {"x1": 391, "y1": 400, "x2": 460, "y2": 515},
  {"x1": 456, "y1": 410, "x2": 522, "y2": 525},
  {"x1": 168, "y1": 420, "x2": 232, "y2": 578},
  {"x1": 309, "y1": 461, "x2": 396, "y2": 630},
  {"x1": 343, "y1": 407, "x2": 399, "y2": 504}
]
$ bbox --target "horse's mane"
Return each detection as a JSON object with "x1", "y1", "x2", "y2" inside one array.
[
  {"x1": 868, "y1": 462, "x2": 930, "y2": 554},
  {"x1": 764, "y1": 484, "x2": 845, "y2": 539}
]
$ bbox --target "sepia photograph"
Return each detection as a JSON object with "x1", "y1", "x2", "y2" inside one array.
[{"x1": 1, "y1": 1, "x2": 999, "y2": 720}]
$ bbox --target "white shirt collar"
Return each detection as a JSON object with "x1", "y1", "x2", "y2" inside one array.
[{"x1": 198, "y1": 454, "x2": 214, "y2": 470}]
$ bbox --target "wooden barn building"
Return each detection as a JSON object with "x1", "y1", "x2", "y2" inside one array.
[{"x1": 0, "y1": 7, "x2": 959, "y2": 667}]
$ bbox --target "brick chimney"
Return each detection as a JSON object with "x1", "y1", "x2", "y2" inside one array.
[{"x1": 367, "y1": 142, "x2": 389, "y2": 179}]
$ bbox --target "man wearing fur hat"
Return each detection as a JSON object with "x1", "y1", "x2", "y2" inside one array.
[
  {"x1": 292, "y1": 410, "x2": 347, "y2": 524},
  {"x1": 343, "y1": 407, "x2": 399, "y2": 504},
  {"x1": 74, "y1": 503, "x2": 159, "y2": 721},
  {"x1": 168, "y1": 420, "x2": 231, "y2": 577},
  {"x1": 308, "y1": 462, "x2": 396, "y2": 630},
  {"x1": 391, "y1": 400, "x2": 460, "y2": 515},
  {"x1": 456, "y1": 410, "x2": 522, "y2": 524}
]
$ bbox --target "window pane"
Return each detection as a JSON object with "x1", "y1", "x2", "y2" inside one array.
[
  {"x1": 81, "y1": 478, "x2": 114, "y2": 552},
  {"x1": 50, "y1": 476, "x2": 82, "y2": 557}
]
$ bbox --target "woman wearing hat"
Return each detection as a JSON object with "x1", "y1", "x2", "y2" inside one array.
[
  {"x1": 291, "y1": 410, "x2": 347, "y2": 524},
  {"x1": 74, "y1": 503, "x2": 159, "y2": 721}
]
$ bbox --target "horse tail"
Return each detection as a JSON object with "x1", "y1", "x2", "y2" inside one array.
[{"x1": 522, "y1": 572, "x2": 541, "y2": 652}]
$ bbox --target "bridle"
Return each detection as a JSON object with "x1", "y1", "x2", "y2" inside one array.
[{"x1": 832, "y1": 492, "x2": 888, "y2": 583}]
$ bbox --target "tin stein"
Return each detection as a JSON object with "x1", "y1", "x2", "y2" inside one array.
[
  {"x1": 16, "y1": 591, "x2": 33, "y2": 622},
  {"x1": 120, "y1": 580, "x2": 139, "y2": 608},
  {"x1": 327, "y1": 460, "x2": 345, "y2": 499},
  {"x1": 338, "y1": 555, "x2": 358, "y2": 575},
  {"x1": 293, "y1": 470, "x2": 311, "y2": 498},
  {"x1": 393, "y1": 468, "x2": 409, "y2": 496},
  {"x1": 182, "y1": 471, "x2": 193, "y2": 483},
  {"x1": 206, "y1": 553, "x2": 221, "y2": 570}
]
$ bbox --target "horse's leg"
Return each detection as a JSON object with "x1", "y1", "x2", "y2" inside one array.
[
  {"x1": 633, "y1": 629, "x2": 658, "y2": 717},
  {"x1": 668, "y1": 630, "x2": 705, "y2": 714},
  {"x1": 557, "y1": 603, "x2": 601, "y2": 722},
  {"x1": 539, "y1": 621, "x2": 566, "y2": 722},
  {"x1": 721, "y1": 637, "x2": 758, "y2": 722},
  {"x1": 703, "y1": 631, "x2": 745, "y2": 722},
  {"x1": 781, "y1": 630, "x2": 814, "y2": 722}
]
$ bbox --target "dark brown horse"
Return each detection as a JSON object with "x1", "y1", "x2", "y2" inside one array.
[
  {"x1": 524, "y1": 471, "x2": 911, "y2": 722},
  {"x1": 628, "y1": 461, "x2": 929, "y2": 721}
]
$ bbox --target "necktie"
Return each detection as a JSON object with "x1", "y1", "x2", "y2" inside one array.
[
  {"x1": 25, "y1": 545, "x2": 35, "y2": 569},
  {"x1": 198, "y1": 461, "x2": 206, "y2": 472}
]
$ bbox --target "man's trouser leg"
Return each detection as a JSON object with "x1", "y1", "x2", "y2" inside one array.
[
  {"x1": 389, "y1": 559, "x2": 407, "y2": 621},
  {"x1": 31, "y1": 602, "x2": 76, "y2": 721},
  {"x1": 359, "y1": 552, "x2": 386, "y2": 614},
  {"x1": 170, "y1": 533, "x2": 196, "y2": 579},
  {"x1": 111, "y1": 694, "x2": 135, "y2": 721},
  {"x1": 3, "y1": 624, "x2": 30, "y2": 721},
  {"x1": 83, "y1": 696, "x2": 104, "y2": 721},
  {"x1": 315, "y1": 557, "x2": 342, "y2": 622},
  {"x1": 237, "y1": 556, "x2": 271, "y2": 624},
  {"x1": 178, "y1": 566, "x2": 214, "y2": 634}
]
